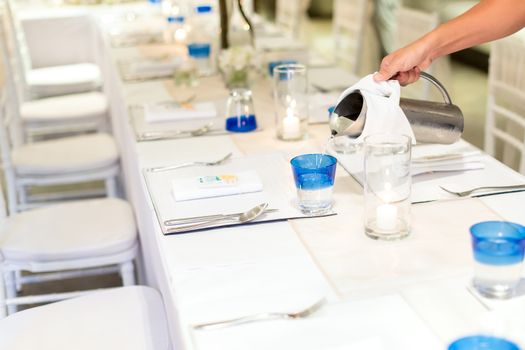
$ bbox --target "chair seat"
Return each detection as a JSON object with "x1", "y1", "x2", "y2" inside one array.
[
  {"x1": 0, "y1": 286, "x2": 170, "y2": 350},
  {"x1": 20, "y1": 91, "x2": 108, "y2": 124},
  {"x1": 26, "y1": 63, "x2": 102, "y2": 97},
  {"x1": 11, "y1": 133, "x2": 119, "y2": 176},
  {"x1": 0, "y1": 198, "x2": 136, "y2": 262}
]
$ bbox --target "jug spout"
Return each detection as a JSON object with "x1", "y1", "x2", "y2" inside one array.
[{"x1": 329, "y1": 72, "x2": 464, "y2": 144}]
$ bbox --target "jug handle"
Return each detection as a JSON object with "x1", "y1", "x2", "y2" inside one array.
[{"x1": 419, "y1": 71, "x2": 452, "y2": 105}]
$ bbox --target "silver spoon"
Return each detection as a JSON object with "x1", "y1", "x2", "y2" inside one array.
[
  {"x1": 165, "y1": 203, "x2": 268, "y2": 233},
  {"x1": 146, "y1": 152, "x2": 232, "y2": 173}
]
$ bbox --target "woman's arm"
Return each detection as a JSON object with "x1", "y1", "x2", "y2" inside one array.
[{"x1": 374, "y1": 0, "x2": 525, "y2": 84}]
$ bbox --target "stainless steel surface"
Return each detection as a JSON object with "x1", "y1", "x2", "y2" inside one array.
[
  {"x1": 165, "y1": 203, "x2": 268, "y2": 233},
  {"x1": 164, "y1": 208, "x2": 279, "y2": 226},
  {"x1": 146, "y1": 152, "x2": 232, "y2": 173},
  {"x1": 193, "y1": 298, "x2": 325, "y2": 331},
  {"x1": 330, "y1": 72, "x2": 464, "y2": 144},
  {"x1": 439, "y1": 184, "x2": 525, "y2": 197}
]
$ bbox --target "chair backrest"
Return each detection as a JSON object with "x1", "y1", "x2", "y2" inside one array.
[
  {"x1": 2, "y1": 0, "x2": 31, "y2": 102},
  {"x1": 394, "y1": 6, "x2": 451, "y2": 101},
  {"x1": 485, "y1": 37, "x2": 525, "y2": 174},
  {"x1": 332, "y1": 0, "x2": 368, "y2": 75},
  {"x1": 275, "y1": 0, "x2": 310, "y2": 38}
]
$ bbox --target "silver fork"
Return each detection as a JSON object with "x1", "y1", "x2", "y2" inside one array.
[
  {"x1": 146, "y1": 152, "x2": 233, "y2": 173},
  {"x1": 139, "y1": 122, "x2": 214, "y2": 141},
  {"x1": 440, "y1": 184, "x2": 525, "y2": 197},
  {"x1": 192, "y1": 298, "x2": 325, "y2": 331}
]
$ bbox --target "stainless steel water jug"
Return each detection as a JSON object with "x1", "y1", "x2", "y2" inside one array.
[{"x1": 329, "y1": 72, "x2": 464, "y2": 144}]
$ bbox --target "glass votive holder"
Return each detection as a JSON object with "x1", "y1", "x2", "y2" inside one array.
[
  {"x1": 290, "y1": 154, "x2": 337, "y2": 215},
  {"x1": 225, "y1": 88, "x2": 257, "y2": 132},
  {"x1": 469, "y1": 221, "x2": 525, "y2": 299},
  {"x1": 448, "y1": 335, "x2": 521, "y2": 350},
  {"x1": 188, "y1": 43, "x2": 213, "y2": 76},
  {"x1": 273, "y1": 64, "x2": 308, "y2": 141},
  {"x1": 364, "y1": 134, "x2": 412, "y2": 240},
  {"x1": 268, "y1": 59, "x2": 297, "y2": 76}
]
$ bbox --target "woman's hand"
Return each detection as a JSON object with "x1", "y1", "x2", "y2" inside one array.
[{"x1": 373, "y1": 38, "x2": 434, "y2": 85}]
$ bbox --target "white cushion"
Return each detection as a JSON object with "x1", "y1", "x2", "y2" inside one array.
[
  {"x1": 26, "y1": 63, "x2": 102, "y2": 97},
  {"x1": 12, "y1": 133, "x2": 119, "y2": 175},
  {"x1": 0, "y1": 198, "x2": 137, "y2": 262},
  {"x1": 20, "y1": 91, "x2": 108, "y2": 123},
  {"x1": 0, "y1": 286, "x2": 170, "y2": 350}
]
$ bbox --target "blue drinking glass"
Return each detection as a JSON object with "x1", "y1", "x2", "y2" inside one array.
[
  {"x1": 268, "y1": 60, "x2": 297, "y2": 76},
  {"x1": 290, "y1": 154, "x2": 337, "y2": 190},
  {"x1": 225, "y1": 88, "x2": 257, "y2": 133},
  {"x1": 290, "y1": 154, "x2": 337, "y2": 214},
  {"x1": 448, "y1": 335, "x2": 521, "y2": 350},
  {"x1": 470, "y1": 221, "x2": 525, "y2": 265}
]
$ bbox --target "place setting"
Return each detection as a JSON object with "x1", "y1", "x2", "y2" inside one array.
[{"x1": 143, "y1": 150, "x2": 338, "y2": 235}]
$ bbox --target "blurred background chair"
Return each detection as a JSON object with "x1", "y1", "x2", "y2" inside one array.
[
  {"x1": 0, "y1": 8, "x2": 109, "y2": 142},
  {"x1": 332, "y1": 0, "x2": 380, "y2": 76},
  {"x1": 485, "y1": 37, "x2": 525, "y2": 174},
  {"x1": 275, "y1": 0, "x2": 311, "y2": 38},
  {"x1": 3, "y1": 0, "x2": 102, "y2": 100},
  {"x1": 0, "y1": 177, "x2": 138, "y2": 316},
  {"x1": 394, "y1": 6, "x2": 451, "y2": 101},
  {"x1": 0, "y1": 286, "x2": 169, "y2": 350}
]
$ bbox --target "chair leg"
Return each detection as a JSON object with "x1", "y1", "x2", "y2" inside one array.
[
  {"x1": 15, "y1": 270, "x2": 22, "y2": 292},
  {"x1": 119, "y1": 261, "x2": 136, "y2": 286},
  {"x1": 17, "y1": 185, "x2": 28, "y2": 213},
  {"x1": 105, "y1": 176, "x2": 118, "y2": 198},
  {"x1": 4, "y1": 270, "x2": 17, "y2": 315},
  {"x1": 0, "y1": 269, "x2": 7, "y2": 318}
]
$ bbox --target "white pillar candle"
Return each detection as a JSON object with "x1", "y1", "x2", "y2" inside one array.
[
  {"x1": 376, "y1": 203, "x2": 398, "y2": 231},
  {"x1": 282, "y1": 108, "x2": 301, "y2": 140}
]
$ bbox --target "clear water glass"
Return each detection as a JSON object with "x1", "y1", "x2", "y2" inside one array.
[
  {"x1": 290, "y1": 154, "x2": 337, "y2": 215},
  {"x1": 172, "y1": 59, "x2": 198, "y2": 104},
  {"x1": 364, "y1": 134, "x2": 412, "y2": 240},
  {"x1": 470, "y1": 221, "x2": 525, "y2": 299},
  {"x1": 273, "y1": 64, "x2": 308, "y2": 141},
  {"x1": 225, "y1": 88, "x2": 257, "y2": 132}
]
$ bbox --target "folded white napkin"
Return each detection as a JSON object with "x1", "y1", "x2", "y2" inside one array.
[
  {"x1": 144, "y1": 102, "x2": 217, "y2": 123},
  {"x1": 335, "y1": 74, "x2": 416, "y2": 144},
  {"x1": 172, "y1": 170, "x2": 263, "y2": 202}
]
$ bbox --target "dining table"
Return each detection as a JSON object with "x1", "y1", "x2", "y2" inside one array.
[{"x1": 11, "y1": 1, "x2": 525, "y2": 349}]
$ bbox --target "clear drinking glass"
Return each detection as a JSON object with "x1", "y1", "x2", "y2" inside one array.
[
  {"x1": 225, "y1": 88, "x2": 257, "y2": 132},
  {"x1": 273, "y1": 64, "x2": 308, "y2": 141},
  {"x1": 364, "y1": 134, "x2": 412, "y2": 240},
  {"x1": 469, "y1": 221, "x2": 525, "y2": 299},
  {"x1": 290, "y1": 154, "x2": 337, "y2": 215},
  {"x1": 172, "y1": 59, "x2": 198, "y2": 104}
]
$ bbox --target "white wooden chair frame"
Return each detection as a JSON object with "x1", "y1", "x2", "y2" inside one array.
[
  {"x1": 485, "y1": 37, "x2": 525, "y2": 174},
  {"x1": 275, "y1": 0, "x2": 310, "y2": 39},
  {"x1": 332, "y1": 0, "x2": 368, "y2": 75}
]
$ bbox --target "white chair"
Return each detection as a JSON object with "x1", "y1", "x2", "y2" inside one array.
[
  {"x1": 0, "y1": 85, "x2": 120, "y2": 212},
  {"x1": 485, "y1": 37, "x2": 525, "y2": 174},
  {"x1": 3, "y1": 0, "x2": 102, "y2": 100},
  {"x1": 332, "y1": 0, "x2": 369, "y2": 76},
  {"x1": 0, "y1": 8, "x2": 108, "y2": 141},
  {"x1": 394, "y1": 6, "x2": 451, "y2": 101},
  {"x1": 275, "y1": 0, "x2": 311, "y2": 38},
  {"x1": 0, "y1": 177, "x2": 138, "y2": 316},
  {"x1": 0, "y1": 286, "x2": 170, "y2": 349}
]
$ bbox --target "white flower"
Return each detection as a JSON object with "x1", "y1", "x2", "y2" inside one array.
[{"x1": 219, "y1": 45, "x2": 255, "y2": 73}]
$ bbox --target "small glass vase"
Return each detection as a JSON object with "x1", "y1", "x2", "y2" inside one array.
[{"x1": 223, "y1": 68, "x2": 249, "y2": 89}]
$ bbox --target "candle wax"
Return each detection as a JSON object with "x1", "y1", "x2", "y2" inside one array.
[{"x1": 376, "y1": 204, "x2": 398, "y2": 231}]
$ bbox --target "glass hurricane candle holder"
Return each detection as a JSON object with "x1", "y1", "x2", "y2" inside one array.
[
  {"x1": 273, "y1": 64, "x2": 308, "y2": 141},
  {"x1": 364, "y1": 134, "x2": 412, "y2": 240}
]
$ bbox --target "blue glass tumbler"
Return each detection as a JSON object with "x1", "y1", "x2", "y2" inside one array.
[
  {"x1": 225, "y1": 88, "x2": 257, "y2": 132},
  {"x1": 470, "y1": 221, "x2": 525, "y2": 299},
  {"x1": 290, "y1": 154, "x2": 337, "y2": 215},
  {"x1": 448, "y1": 335, "x2": 521, "y2": 350}
]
